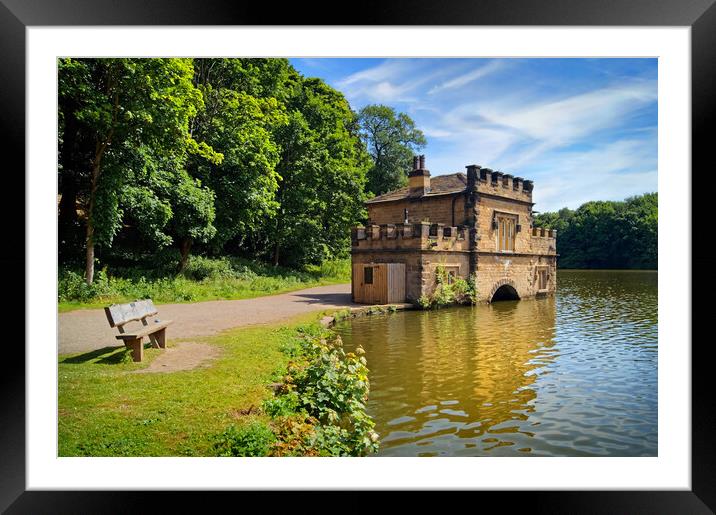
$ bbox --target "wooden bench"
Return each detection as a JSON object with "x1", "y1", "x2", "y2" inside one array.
[{"x1": 104, "y1": 299, "x2": 172, "y2": 362}]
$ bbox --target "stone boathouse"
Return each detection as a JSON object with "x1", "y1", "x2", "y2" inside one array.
[{"x1": 350, "y1": 155, "x2": 557, "y2": 304}]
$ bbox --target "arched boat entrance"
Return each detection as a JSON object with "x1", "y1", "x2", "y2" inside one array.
[{"x1": 490, "y1": 282, "x2": 520, "y2": 302}]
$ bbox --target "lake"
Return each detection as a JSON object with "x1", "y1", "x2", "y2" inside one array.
[{"x1": 333, "y1": 270, "x2": 658, "y2": 457}]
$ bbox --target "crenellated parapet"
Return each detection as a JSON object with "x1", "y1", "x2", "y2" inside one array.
[
  {"x1": 530, "y1": 226, "x2": 557, "y2": 255},
  {"x1": 475, "y1": 167, "x2": 533, "y2": 203},
  {"x1": 352, "y1": 222, "x2": 470, "y2": 252}
]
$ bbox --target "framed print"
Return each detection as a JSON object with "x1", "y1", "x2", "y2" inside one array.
[{"x1": 2, "y1": 0, "x2": 714, "y2": 511}]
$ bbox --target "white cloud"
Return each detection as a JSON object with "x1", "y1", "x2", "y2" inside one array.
[
  {"x1": 434, "y1": 78, "x2": 657, "y2": 170},
  {"x1": 428, "y1": 60, "x2": 504, "y2": 94},
  {"x1": 483, "y1": 80, "x2": 656, "y2": 141},
  {"x1": 421, "y1": 127, "x2": 452, "y2": 138},
  {"x1": 529, "y1": 138, "x2": 658, "y2": 211},
  {"x1": 338, "y1": 60, "x2": 414, "y2": 87},
  {"x1": 337, "y1": 59, "x2": 464, "y2": 104},
  {"x1": 534, "y1": 168, "x2": 657, "y2": 212}
]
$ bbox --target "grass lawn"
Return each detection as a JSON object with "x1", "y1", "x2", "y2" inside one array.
[
  {"x1": 58, "y1": 311, "x2": 321, "y2": 457},
  {"x1": 58, "y1": 257, "x2": 351, "y2": 313},
  {"x1": 58, "y1": 275, "x2": 348, "y2": 312}
]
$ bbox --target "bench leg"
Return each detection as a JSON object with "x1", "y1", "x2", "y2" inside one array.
[
  {"x1": 148, "y1": 333, "x2": 160, "y2": 349},
  {"x1": 125, "y1": 338, "x2": 144, "y2": 362},
  {"x1": 155, "y1": 328, "x2": 167, "y2": 349}
]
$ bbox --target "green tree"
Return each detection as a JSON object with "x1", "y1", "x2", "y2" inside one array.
[
  {"x1": 356, "y1": 104, "x2": 427, "y2": 196},
  {"x1": 266, "y1": 73, "x2": 370, "y2": 267},
  {"x1": 189, "y1": 61, "x2": 288, "y2": 254},
  {"x1": 58, "y1": 58, "x2": 220, "y2": 284},
  {"x1": 534, "y1": 193, "x2": 657, "y2": 269}
]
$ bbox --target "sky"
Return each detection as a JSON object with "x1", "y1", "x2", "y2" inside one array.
[{"x1": 289, "y1": 58, "x2": 657, "y2": 213}]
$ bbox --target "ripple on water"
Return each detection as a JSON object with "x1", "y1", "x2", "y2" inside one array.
[{"x1": 334, "y1": 270, "x2": 657, "y2": 457}]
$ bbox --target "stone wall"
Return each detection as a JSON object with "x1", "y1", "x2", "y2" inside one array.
[
  {"x1": 474, "y1": 253, "x2": 557, "y2": 302},
  {"x1": 419, "y1": 252, "x2": 472, "y2": 298},
  {"x1": 366, "y1": 194, "x2": 465, "y2": 226},
  {"x1": 476, "y1": 195, "x2": 533, "y2": 253}
]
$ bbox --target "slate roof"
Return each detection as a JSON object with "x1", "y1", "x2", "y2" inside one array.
[{"x1": 365, "y1": 173, "x2": 468, "y2": 204}]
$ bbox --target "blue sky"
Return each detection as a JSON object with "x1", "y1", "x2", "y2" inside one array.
[{"x1": 289, "y1": 58, "x2": 657, "y2": 213}]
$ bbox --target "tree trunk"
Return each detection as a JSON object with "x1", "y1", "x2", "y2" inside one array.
[
  {"x1": 83, "y1": 67, "x2": 118, "y2": 285},
  {"x1": 85, "y1": 226, "x2": 95, "y2": 286},
  {"x1": 178, "y1": 237, "x2": 193, "y2": 273},
  {"x1": 273, "y1": 241, "x2": 280, "y2": 267},
  {"x1": 84, "y1": 158, "x2": 102, "y2": 285}
]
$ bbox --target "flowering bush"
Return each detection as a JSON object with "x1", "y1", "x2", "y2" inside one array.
[{"x1": 263, "y1": 323, "x2": 379, "y2": 456}]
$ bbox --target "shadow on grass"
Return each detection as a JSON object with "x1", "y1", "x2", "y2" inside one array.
[{"x1": 60, "y1": 345, "x2": 133, "y2": 365}]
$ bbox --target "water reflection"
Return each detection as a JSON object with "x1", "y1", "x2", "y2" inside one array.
[{"x1": 334, "y1": 270, "x2": 657, "y2": 457}]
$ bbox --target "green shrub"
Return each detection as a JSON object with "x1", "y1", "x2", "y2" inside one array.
[
  {"x1": 417, "y1": 265, "x2": 478, "y2": 309},
  {"x1": 58, "y1": 268, "x2": 114, "y2": 302},
  {"x1": 417, "y1": 294, "x2": 432, "y2": 309},
  {"x1": 314, "y1": 258, "x2": 351, "y2": 281},
  {"x1": 309, "y1": 424, "x2": 354, "y2": 456},
  {"x1": 212, "y1": 421, "x2": 276, "y2": 457},
  {"x1": 182, "y1": 256, "x2": 235, "y2": 281},
  {"x1": 262, "y1": 391, "x2": 300, "y2": 418},
  {"x1": 261, "y1": 323, "x2": 379, "y2": 457},
  {"x1": 285, "y1": 327, "x2": 378, "y2": 456}
]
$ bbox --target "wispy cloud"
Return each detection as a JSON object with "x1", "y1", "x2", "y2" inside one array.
[
  {"x1": 529, "y1": 137, "x2": 657, "y2": 211},
  {"x1": 337, "y1": 59, "x2": 463, "y2": 104},
  {"x1": 290, "y1": 57, "x2": 657, "y2": 211},
  {"x1": 428, "y1": 60, "x2": 504, "y2": 94},
  {"x1": 438, "y1": 78, "x2": 657, "y2": 170},
  {"x1": 479, "y1": 79, "x2": 656, "y2": 142}
]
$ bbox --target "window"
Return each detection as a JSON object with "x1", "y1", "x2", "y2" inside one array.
[
  {"x1": 364, "y1": 266, "x2": 373, "y2": 285},
  {"x1": 537, "y1": 268, "x2": 548, "y2": 291},
  {"x1": 439, "y1": 265, "x2": 460, "y2": 285},
  {"x1": 496, "y1": 214, "x2": 517, "y2": 252}
]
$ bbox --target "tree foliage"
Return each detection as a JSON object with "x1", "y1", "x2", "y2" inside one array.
[
  {"x1": 534, "y1": 193, "x2": 657, "y2": 269},
  {"x1": 58, "y1": 58, "x2": 374, "y2": 280},
  {"x1": 356, "y1": 104, "x2": 426, "y2": 196},
  {"x1": 189, "y1": 59, "x2": 288, "y2": 252},
  {"x1": 58, "y1": 58, "x2": 217, "y2": 282},
  {"x1": 264, "y1": 74, "x2": 370, "y2": 267}
]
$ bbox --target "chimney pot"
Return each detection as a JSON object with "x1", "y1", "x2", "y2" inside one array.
[{"x1": 408, "y1": 155, "x2": 430, "y2": 196}]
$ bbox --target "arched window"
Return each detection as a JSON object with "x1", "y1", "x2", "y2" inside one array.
[{"x1": 494, "y1": 213, "x2": 517, "y2": 252}]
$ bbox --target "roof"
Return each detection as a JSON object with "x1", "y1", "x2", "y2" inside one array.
[{"x1": 365, "y1": 173, "x2": 467, "y2": 204}]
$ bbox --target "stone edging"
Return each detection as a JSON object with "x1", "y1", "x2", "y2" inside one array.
[{"x1": 319, "y1": 303, "x2": 415, "y2": 329}]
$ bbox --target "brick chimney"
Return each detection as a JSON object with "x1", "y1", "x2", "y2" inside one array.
[{"x1": 408, "y1": 154, "x2": 430, "y2": 197}]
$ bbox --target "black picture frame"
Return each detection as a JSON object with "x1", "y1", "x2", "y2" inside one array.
[{"x1": 2, "y1": 0, "x2": 712, "y2": 511}]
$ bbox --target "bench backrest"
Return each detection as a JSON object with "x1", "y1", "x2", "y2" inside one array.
[{"x1": 104, "y1": 299, "x2": 159, "y2": 329}]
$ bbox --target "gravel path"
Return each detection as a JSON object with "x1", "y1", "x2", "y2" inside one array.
[{"x1": 59, "y1": 283, "x2": 356, "y2": 355}]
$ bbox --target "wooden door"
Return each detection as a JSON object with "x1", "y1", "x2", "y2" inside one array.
[
  {"x1": 386, "y1": 263, "x2": 406, "y2": 303},
  {"x1": 353, "y1": 263, "x2": 389, "y2": 304}
]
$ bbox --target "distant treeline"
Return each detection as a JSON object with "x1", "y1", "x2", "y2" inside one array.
[{"x1": 533, "y1": 193, "x2": 657, "y2": 269}]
